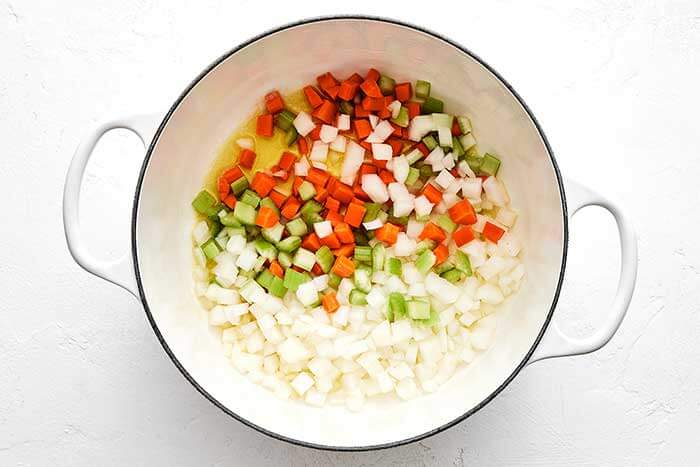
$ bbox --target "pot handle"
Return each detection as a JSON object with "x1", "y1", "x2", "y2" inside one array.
[
  {"x1": 528, "y1": 178, "x2": 638, "y2": 364},
  {"x1": 63, "y1": 114, "x2": 161, "y2": 298}
]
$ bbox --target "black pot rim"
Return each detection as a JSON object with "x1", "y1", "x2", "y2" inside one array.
[{"x1": 131, "y1": 15, "x2": 568, "y2": 452}]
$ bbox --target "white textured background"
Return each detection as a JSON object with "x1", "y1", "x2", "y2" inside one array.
[{"x1": 1, "y1": 1, "x2": 698, "y2": 465}]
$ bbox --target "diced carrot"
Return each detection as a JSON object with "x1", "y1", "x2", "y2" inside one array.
[
  {"x1": 377, "y1": 107, "x2": 391, "y2": 120},
  {"x1": 306, "y1": 167, "x2": 329, "y2": 187},
  {"x1": 278, "y1": 151, "x2": 297, "y2": 171},
  {"x1": 332, "y1": 244, "x2": 355, "y2": 257},
  {"x1": 372, "y1": 158, "x2": 387, "y2": 169},
  {"x1": 256, "y1": 114, "x2": 274, "y2": 137},
  {"x1": 348, "y1": 72, "x2": 364, "y2": 84},
  {"x1": 314, "y1": 187, "x2": 328, "y2": 203},
  {"x1": 334, "y1": 222, "x2": 354, "y2": 244},
  {"x1": 344, "y1": 202, "x2": 366, "y2": 228},
  {"x1": 332, "y1": 182, "x2": 354, "y2": 204},
  {"x1": 389, "y1": 123, "x2": 402, "y2": 137},
  {"x1": 394, "y1": 82, "x2": 412, "y2": 102},
  {"x1": 360, "y1": 79, "x2": 383, "y2": 98},
  {"x1": 325, "y1": 210, "x2": 343, "y2": 226},
  {"x1": 217, "y1": 177, "x2": 230, "y2": 199},
  {"x1": 297, "y1": 136, "x2": 309, "y2": 155},
  {"x1": 360, "y1": 163, "x2": 377, "y2": 175},
  {"x1": 354, "y1": 104, "x2": 371, "y2": 118},
  {"x1": 406, "y1": 101, "x2": 421, "y2": 119},
  {"x1": 352, "y1": 183, "x2": 370, "y2": 202},
  {"x1": 317, "y1": 72, "x2": 339, "y2": 96},
  {"x1": 453, "y1": 225, "x2": 475, "y2": 247},
  {"x1": 238, "y1": 149, "x2": 256, "y2": 169},
  {"x1": 281, "y1": 197, "x2": 301, "y2": 219},
  {"x1": 378, "y1": 170, "x2": 395, "y2": 184},
  {"x1": 387, "y1": 137, "x2": 403, "y2": 156},
  {"x1": 338, "y1": 80, "x2": 360, "y2": 101},
  {"x1": 311, "y1": 262, "x2": 324, "y2": 276},
  {"x1": 350, "y1": 197, "x2": 366, "y2": 206},
  {"x1": 375, "y1": 223, "x2": 399, "y2": 245},
  {"x1": 325, "y1": 196, "x2": 340, "y2": 212},
  {"x1": 362, "y1": 96, "x2": 385, "y2": 111},
  {"x1": 422, "y1": 183, "x2": 443, "y2": 204},
  {"x1": 365, "y1": 68, "x2": 380, "y2": 82},
  {"x1": 269, "y1": 189, "x2": 287, "y2": 208},
  {"x1": 221, "y1": 166, "x2": 244, "y2": 184},
  {"x1": 416, "y1": 142, "x2": 429, "y2": 156},
  {"x1": 483, "y1": 222, "x2": 506, "y2": 243},
  {"x1": 292, "y1": 177, "x2": 303, "y2": 196},
  {"x1": 359, "y1": 140, "x2": 373, "y2": 152},
  {"x1": 326, "y1": 85, "x2": 339, "y2": 100},
  {"x1": 302, "y1": 232, "x2": 321, "y2": 252},
  {"x1": 255, "y1": 206, "x2": 279, "y2": 228},
  {"x1": 319, "y1": 232, "x2": 341, "y2": 249},
  {"x1": 269, "y1": 260, "x2": 284, "y2": 278},
  {"x1": 451, "y1": 117, "x2": 461, "y2": 136},
  {"x1": 312, "y1": 100, "x2": 337, "y2": 125},
  {"x1": 450, "y1": 168, "x2": 460, "y2": 178},
  {"x1": 223, "y1": 194, "x2": 236, "y2": 209},
  {"x1": 353, "y1": 119, "x2": 372, "y2": 140},
  {"x1": 250, "y1": 172, "x2": 276, "y2": 197},
  {"x1": 303, "y1": 85, "x2": 324, "y2": 108},
  {"x1": 322, "y1": 292, "x2": 340, "y2": 313},
  {"x1": 273, "y1": 170, "x2": 290, "y2": 181},
  {"x1": 326, "y1": 176, "x2": 339, "y2": 195},
  {"x1": 433, "y1": 244, "x2": 449, "y2": 265},
  {"x1": 401, "y1": 127, "x2": 410, "y2": 139},
  {"x1": 331, "y1": 255, "x2": 355, "y2": 278},
  {"x1": 448, "y1": 198, "x2": 477, "y2": 225},
  {"x1": 309, "y1": 124, "x2": 322, "y2": 140},
  {"x1": 419, "y1": 222, "x2": 447, "y2": 242},
  {"x1": 264, "y1": 90, "x2": 284, "y2": 114}
]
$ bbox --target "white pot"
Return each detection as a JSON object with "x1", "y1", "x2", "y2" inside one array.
[{"x1": 63, "y1": 17, "x2": 637, "y2": 450}]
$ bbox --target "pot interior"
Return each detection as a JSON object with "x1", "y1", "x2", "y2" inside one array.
[{"x1": 134, "y1": 18, "x2": 565, "y2": 448}]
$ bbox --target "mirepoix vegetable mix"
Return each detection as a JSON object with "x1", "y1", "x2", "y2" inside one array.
[{"x1": 191, "y1": 68, "x2": 525, "y2": 409}]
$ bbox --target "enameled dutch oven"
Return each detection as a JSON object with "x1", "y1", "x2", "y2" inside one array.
[{"x1": 63, "y1": 16, "x2": 637, "y2": 451}]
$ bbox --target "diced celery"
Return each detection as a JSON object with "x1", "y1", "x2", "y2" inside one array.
[
  {"x1": 454, "y1": 250, "x2": 473, "y2": 276},
  {"x1": 253, "y1": 238, "x2": 277, "y2": 261},
  {"x1": 479, "y1": 153, "x2": 501, "y2": 176},
  {"x1": 298, "y1": 180, "x2": 317, "y2": 201},
  {"x1": 275, "y1": 109, "x2": 296, "y2": 131},
  {"x1": 353, "y1": 266, "x2": 372, "y2": 293},
  {"x1": 240, "y1": 189, "x2": 261, "y2": 208},
  {"x1": 230, "y1": 176, "x2": 249, "y2": 196},
  {"x1": 407, "y1": 300, "x2": 430, "y2": 320},
  {"x1": 389, "y1": 292, "x2": 407, "y2": 321},
  {"x1": 378, "y1": 74, "x2": 396, "y2": 95},
  {"x1": 268, "y1": 276, "x2": 287, "y2": 298},
  {"x1": 415, "y1": 239, "x2": 436, "y2": 255},
  {"x1": 300, "y1": 200, "x2": 323, "y2": 216},
  {"x1": 388, "y1": 215, "x2": 408, "y2": 226},
  {"x1": 384, "y1": 257, "x2": 402, "y2": 276},
  {"x1": 465, "y1": 144, "x2": 480, "y2": 159},
  {"x1": 285, "y1": 217, "x2": 308, "y2": 236},
  {"x1": 416, "y1": 250, "x2": 436, "y2": 274},
  {"x1": 245, "y1": 224, "x2": 260, "y2": 238},
  {"x1": 302, "y1": 211, "x2": 323, "y2": 225},
  {"x1": 349, "y1": 289, "x2": 368, "y2": 305},
  {"x1": 451, "y1": 136, "x2": 465, "y2": 158},
  {"x1": 372, "y1": 244, "x2": 386, "y2": 273},
  {"x1": 277, "y1": 236, "x2": 301, "y2": 253},
  {"x1": 433, "y1": 260, "x2": 454, "y2": 275},
  {"x1": 422, "y1": 134, "x2": 438, "y2": 150},
  {"x1": 262, "y1": 223, "x2": 284, "y2": 244},
  {"x1": 436, "y1": 214, "x2": 456, "y2": 233},
  {"x1": 315, "y1": 246, "x2": 334, "y2": 273},
  {"x1": 391, "y1": 106, "x2": 409, "y2": 128},
  {"x1": 405, "y1": 167, "x2": 420, "y2": 187},
  {"x1": 285, "y1": 126, "x2": 298, "y2": 147},
  {"x1": 440, "y1": 268, "x2": 463, "y2": 283},
  {"x1": 466, "y1": 156, "x2": 482, "y2": 174},
  {"x1": 363, "y1": 203, "x2": 382, "y2": 222},
  {"x1": 226, "y1": 226, "x2": 246, "y2": 237},
  {"x1": 219, "y1": 211, "x2": 241, "y2": 227},
  {"x1": 415, "y1": 80, "x2": 431, "y2": 98},
  {"x1": 354, "y1": 245, "x2": 372, "y2": 263},
  {"x1": 353, "y1": 230, "x2": 368, "y2": 246},
  {"x1": 239, "y1": 268, "x2": 256, "y2": 279},
  {"x1": 406, "y1": 149, "x2": 423, "y2": 165},
  {"x1": 278, "y1": 251, "x2": 293, "y2": 268},
  {"x1": 192, "y1": 190, "x2": 218, "y2": 216},
  {"x1": 239, "y1": 279, "x2": 265, "y2": 303},
  {"x1": 293, "y1": 247, "x2": 316, "y2": 271},
  {"x1": 207, "y1": 219, "x2": 222, "y2": 238},
  {"x1": 421, "y1": 97, "x2": 443, "y2": 114},
  {"x1": 283, "y1": 268, "x2": 308, "y2": 292},
  {"x1": 416, "y1": 307, "x2": 439, "y2": 326},
  {"x1": 457, "y1": 116, "x2": 472, "y2": 134},
  {"x1": 260, "y1": 197, "x2": 280, "y2": 216},
  {"x1": 419, "y1": 165, "x2": 433, "y2": 179},
  {"x1": 253, "y1": 255, "x2": 266, "y2": 272},
  {"x1": 201, "y1": 238, "x2": 221, "y2": 260},
  {"x1": 460, "y1": 133, "x2": 477, "y2": 151},
  {"x1": 233, "y1": 202, "x2": 257, "y2": 226},
  {"x1": 327, "y1": 272, "x2": 341, "y2": 289},
  {"x1": 432, "y1": 113, "x2": 452, "y2": 129},
  {"x1": 339, "y1": 100, "x2": 354, "y2": 115},
  {"x1": 256, "y1": 269, "x2": 275, "y2": 290},
  {"x1": 376, "y1": 210, "x2": 389, "y2": 224}
]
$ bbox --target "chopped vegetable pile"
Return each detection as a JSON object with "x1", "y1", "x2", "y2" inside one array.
[{"x1": 191, "y1": 68, "x2": 525, "y2": 409}]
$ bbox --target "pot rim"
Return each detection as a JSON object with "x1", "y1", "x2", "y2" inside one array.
[{"x1": 130, "y1": 15, "x2": 568, "y2": 452}]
